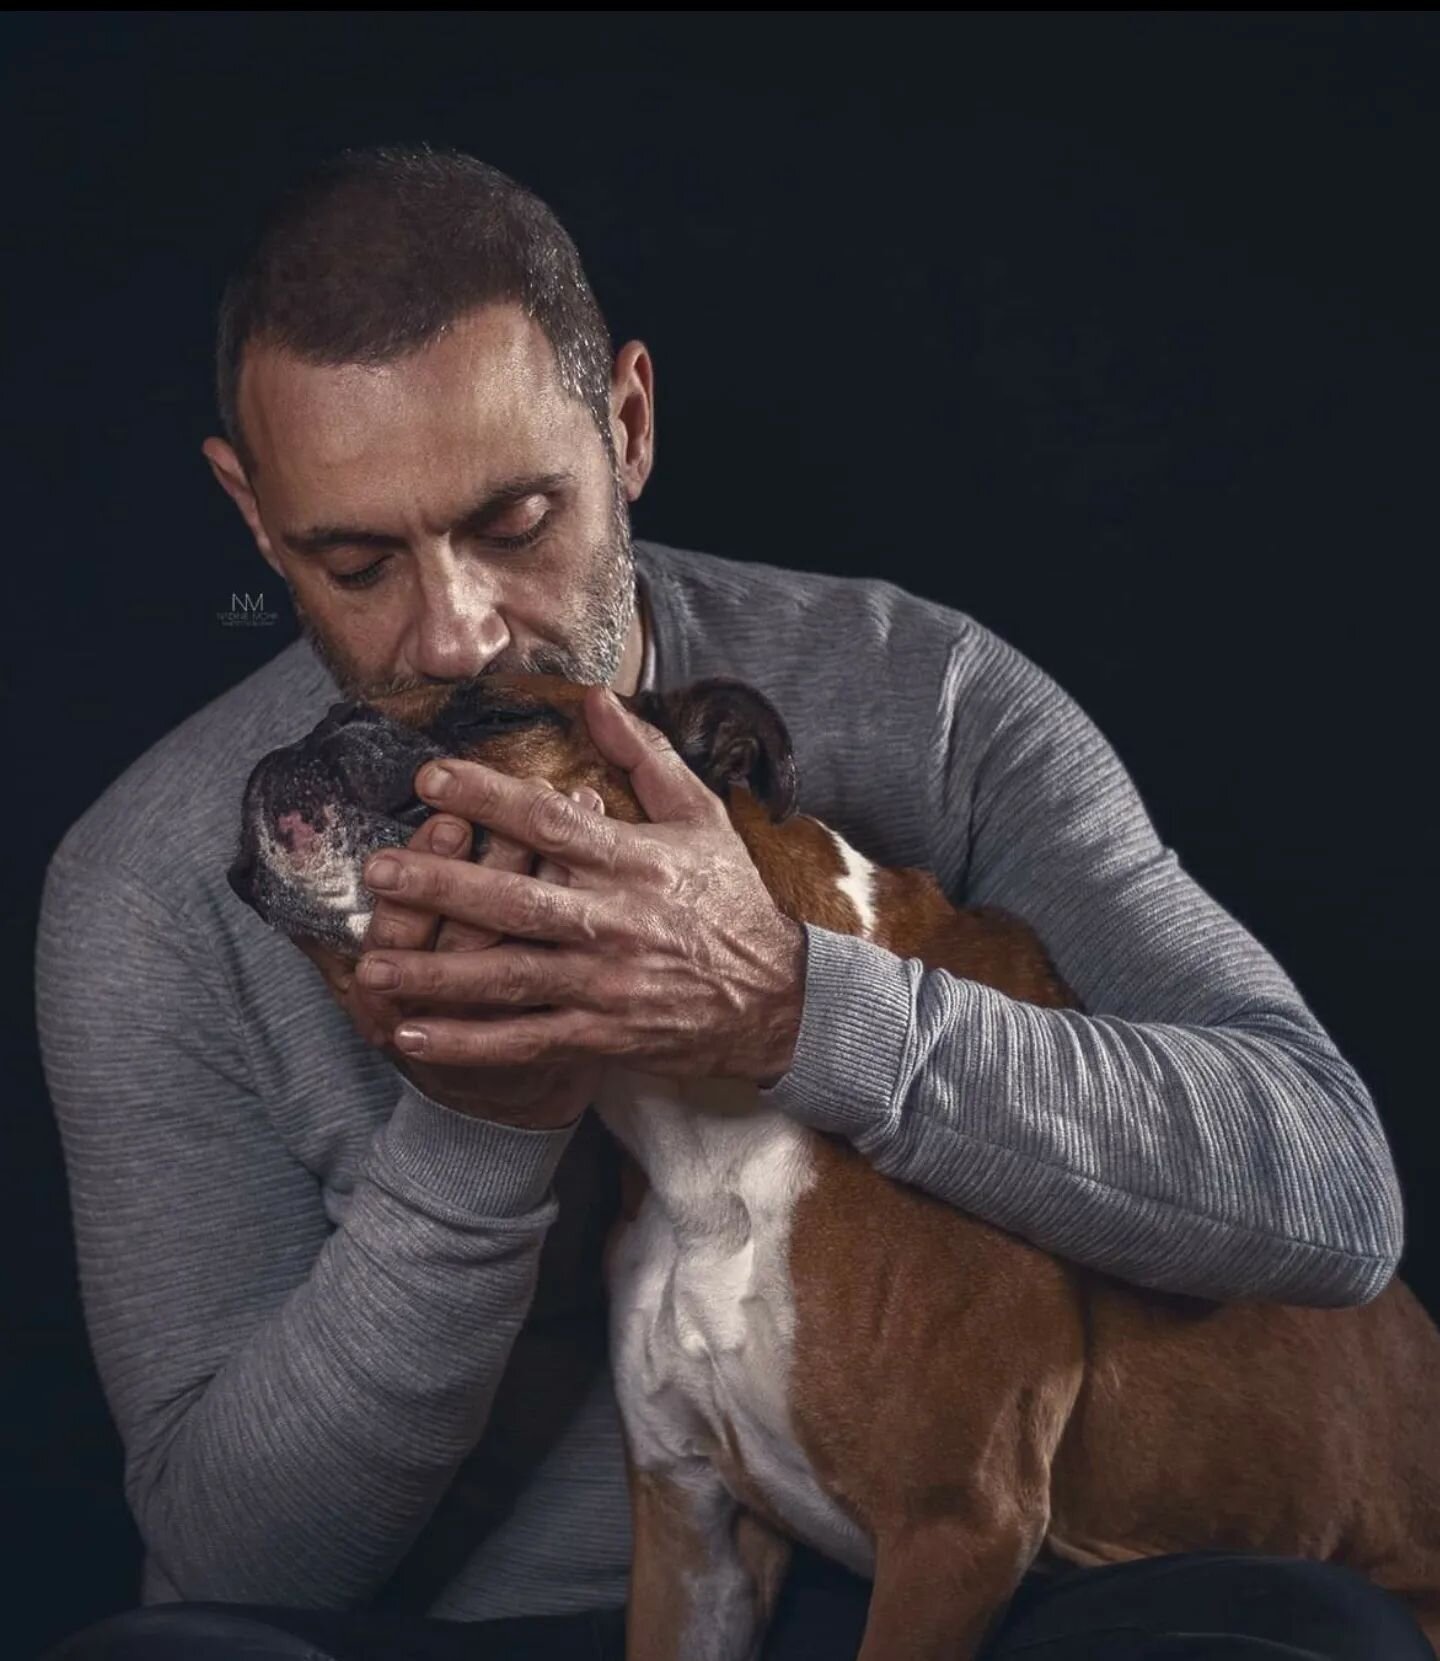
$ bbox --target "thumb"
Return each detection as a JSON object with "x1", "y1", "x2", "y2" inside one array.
[{"x1": 583, "y1": 685, "x2": 717, "y2": 826}]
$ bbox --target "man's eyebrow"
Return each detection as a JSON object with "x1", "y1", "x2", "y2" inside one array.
[{"x1": 282, "y1": 471, "x2": 577, "y2": 556}]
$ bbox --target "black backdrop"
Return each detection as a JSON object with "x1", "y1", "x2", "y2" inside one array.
[{"x1": 5, "y1": 11, "x2": 1436, "y2": 1656}]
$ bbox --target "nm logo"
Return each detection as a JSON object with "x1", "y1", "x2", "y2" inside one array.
[{"x1": 217, "y1": 591, "x2": 279, "y2": 629}]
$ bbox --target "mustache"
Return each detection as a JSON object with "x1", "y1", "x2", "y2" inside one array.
[
  {"x1": 344, "y1": 642, "x2": 589, "y2": 705},
  {"x1": 293, "y1": 605, "x2": 590, "y2": 699}
]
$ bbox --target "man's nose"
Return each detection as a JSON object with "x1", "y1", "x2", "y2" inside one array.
[{"x1": 407, "y1": 561, "x2": 511, "y2": 681}]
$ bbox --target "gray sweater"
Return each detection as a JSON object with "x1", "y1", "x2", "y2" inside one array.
[{"x1": 34, "y1": 538, "x2": 1404, "y2": 1618}]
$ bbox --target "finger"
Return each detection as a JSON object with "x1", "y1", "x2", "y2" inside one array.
[
  {"x1": 436, "y1": 825, "x2": 533, "y2": 953},
  {"x1": 581, "y1": 685, "x2": 721, "y2": 827},
  {"x1": 361, "y1": 848, "x2": 612, "y2": 946},
  {"x1": 535, "y1": 787, "x2": 605, "y2": 887},
  {"x1": 355, "y1": 942, "x2": 599, "y2": 1010},
  {"x1": 414, "y1": 756, "x2": 627, "y2": 875},
  {"x1": 423, "y1": 814, "x2": 474, "y2": 861},
  {"x1": 389, "y1": 1007, "x2": 605, "y2": 1068},
  {"x1": 364, "y1": 812, "x2": 469, "y2": 952},
  {"x1": 294, "y1": 934, "x2": 356, "y2": 998}
]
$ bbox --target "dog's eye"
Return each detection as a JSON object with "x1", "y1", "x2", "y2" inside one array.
[{"x1": 443, "y1": 701, "x2": 549, "y2": 732}]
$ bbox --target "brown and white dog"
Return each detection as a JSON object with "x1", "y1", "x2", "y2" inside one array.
[{"x1": 229, "y1": 673, "x2": 1440, "y2": 1659}]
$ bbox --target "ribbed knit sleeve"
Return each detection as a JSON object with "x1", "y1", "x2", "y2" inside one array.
[
  {"x1": 34, "y1": 847, "x2": 579, "y2": 1607},
  {"x1": 762, "y1": 624, "x2": 1404, "y2": 1307}
]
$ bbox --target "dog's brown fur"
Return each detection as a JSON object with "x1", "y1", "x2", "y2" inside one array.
[{"x1": 362, "y1": 674, "x2": 1440, "y2": 1657}]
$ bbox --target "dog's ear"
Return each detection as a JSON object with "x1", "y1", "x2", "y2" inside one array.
[{"x1": 630, "y1": 678, "x2": 799, "y2": 823}]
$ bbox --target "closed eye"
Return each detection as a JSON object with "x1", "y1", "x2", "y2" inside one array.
[
  {"x1": 485, "y1": 513, "x2": 553, "y2": 550},
  {"x1": 329, "y1": 514, "x2": 553, "y2": 591},
  {"x1": 332, "y1": 559, "x2": 389, "y2": 591}
]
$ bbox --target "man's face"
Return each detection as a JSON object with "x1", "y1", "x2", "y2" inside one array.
[{"x1": 204, "y1": 303, "x2": 647, "y2": 703}]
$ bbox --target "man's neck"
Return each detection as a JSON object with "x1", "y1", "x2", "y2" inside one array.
[{"x1": 611, "y1": 580, "x2": 649, "y2": 698}]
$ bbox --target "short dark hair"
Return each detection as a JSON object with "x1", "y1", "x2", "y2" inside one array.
[{"x1": 216, "y1": 144, "x2": 616, "y2": 474}]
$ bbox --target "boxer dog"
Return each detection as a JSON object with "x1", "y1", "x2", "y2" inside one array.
[{"x1": 228, "y1": 674, "x2": 1440, "y2": 1659}]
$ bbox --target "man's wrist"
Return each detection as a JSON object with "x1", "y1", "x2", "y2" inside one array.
[
  {"x1": 755, "y1": 924, "x2": 913, "y2": 1121},
  {"x1": 753, "y1": 915, "x2": 808, "y2": 1088},
  {"x1": 395, "y1": 1057, "x2": 588, "y2": 1131},
  {"x1": 372, "y1": 1074, "x2": 583, "y2": 1220}
]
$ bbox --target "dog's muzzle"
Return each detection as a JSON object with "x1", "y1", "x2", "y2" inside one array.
[{"x1": 228, "y1": 700, "x2": 451, "y2": 951}]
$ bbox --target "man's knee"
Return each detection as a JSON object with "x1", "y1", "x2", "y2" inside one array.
[
  {"x1": 996, "y1": 1552, "x2": 1434, "y2": 1661},
  {"x1": 44, "y1": 1603, "x2": 340, "y2": 1661},
  {"x1": 1235, "y1": 1557, "x2": 1434, "y2": 1658}
]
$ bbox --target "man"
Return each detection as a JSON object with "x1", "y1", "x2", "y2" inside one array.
[{"x1": 36, "y1": 146, "x2": 1425, "y2": 1660}]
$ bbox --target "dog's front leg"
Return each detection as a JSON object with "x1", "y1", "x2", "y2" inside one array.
[
  {"x1": 856, "y1": 1509, "x2": 1045, "y2": 1661},
  {"x1": 625, "y1": 1454, "x2": 792, "y2": 1661}
]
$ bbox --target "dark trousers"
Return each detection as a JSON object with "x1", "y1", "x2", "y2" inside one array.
[{"x1": 43, "y1": 1545, "x2": 1436, "y2": 1661}]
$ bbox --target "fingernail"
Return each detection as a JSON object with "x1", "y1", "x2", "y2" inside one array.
[
  {"x1": 366, "y1": 855, "x2": 401, "y2": 891},
  {"x1": 431, "y1": 820, "x2": 466, "y2": 855},
  {"x1": 360, "y1": 958, "x2": 400, "y2": 989},
  {"x1": 395, "y1": 1025, "x2": 427, "y2": 1053},
  {"x1": 420, "y1": 763, "x2": 454, "y2": 800}
]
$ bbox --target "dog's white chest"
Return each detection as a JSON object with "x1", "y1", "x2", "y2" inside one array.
[{"x1": 596, "y1": 1071, "x2": 874, "y2": 1577}]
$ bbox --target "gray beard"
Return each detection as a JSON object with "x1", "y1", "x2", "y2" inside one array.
[{"x1": 294, "y1": 466, "x2": 637, "y2": 702}]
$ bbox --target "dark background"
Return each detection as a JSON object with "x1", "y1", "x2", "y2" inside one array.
[{"x1": 4, "y1": 10, "x2": 1436, "y2": 1656}]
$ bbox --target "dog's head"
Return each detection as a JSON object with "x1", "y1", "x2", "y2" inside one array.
[{"x1": 227, "y1": 674, "x2": 798, "y2": 957}]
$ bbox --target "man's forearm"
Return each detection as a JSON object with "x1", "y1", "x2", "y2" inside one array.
[
  {"x1": 120, "y1": 1085, "x2": 575, "y2": 1607},
  {"x1": 764, "y1": 926, "x2": 1403, "y2": 1306},
  {"x1": 38, "y1": 846, "x2": 590, "y2": 1608}
]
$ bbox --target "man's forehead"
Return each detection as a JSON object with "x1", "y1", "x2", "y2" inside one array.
[{"x1": 239, "y1": 303, "x2": 583, "y2": 491}]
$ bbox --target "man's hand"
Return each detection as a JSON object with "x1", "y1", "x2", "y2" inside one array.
[
  {"x1": 297, "y1": 804, "x2": 602, "y2": 1129},
  {"x1": 353, "y1": 686, "x2": 809, "y2": 1088}
]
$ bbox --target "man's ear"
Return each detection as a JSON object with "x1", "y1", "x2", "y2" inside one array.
[
  {"x1": 202, "y1": 436, "x2": 283, "y2": 577},
  {"x1": 631, "y1": 678, "x2": 799, "y2": 823},
  {"x1": 609, "y1": 339, "x2": 655, "y2": 504}
]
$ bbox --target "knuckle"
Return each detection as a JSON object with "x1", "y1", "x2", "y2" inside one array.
[
  {"x1": 648, "y1": 846, "x2": 684, "y2": 894},
  {"x1": 447, "y1": 763, "x2": 493, "y2": 811},
  {"x1": 513, "y1": 1027, "x2": 558, "y2": 1065},
  {"x1": 593, "y1": 817, "x2": 623, "y2": 870},
  {"x1": 507, "y1": 873, "x2": 555, "y2": 935},
  {"x1": 493, "y1": 954, "x2": 537, "y2": 1004},
  {"x1": 436, "y1": 921, "x2": 496, "y2": 953},
  {"x1": 614, "y1": 1027, "x2": 650, "y2": 1060},
  {"x1": 367, "y1": 905, "x2": 424, "y2": 948},
  {"x1": 524, "y1": 788, "x2": 578, "y2": 848},
  {"x1": 640, "y1": 720, "x2": 672, "y2": 753}
]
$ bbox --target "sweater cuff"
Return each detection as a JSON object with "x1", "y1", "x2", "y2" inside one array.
[
  {"x1": 757, "y1": 924, "x2": 916, "y2": 1140},
  {"x1": 369, "y1": 1076, "x2": 581, "y2": 1220}
]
